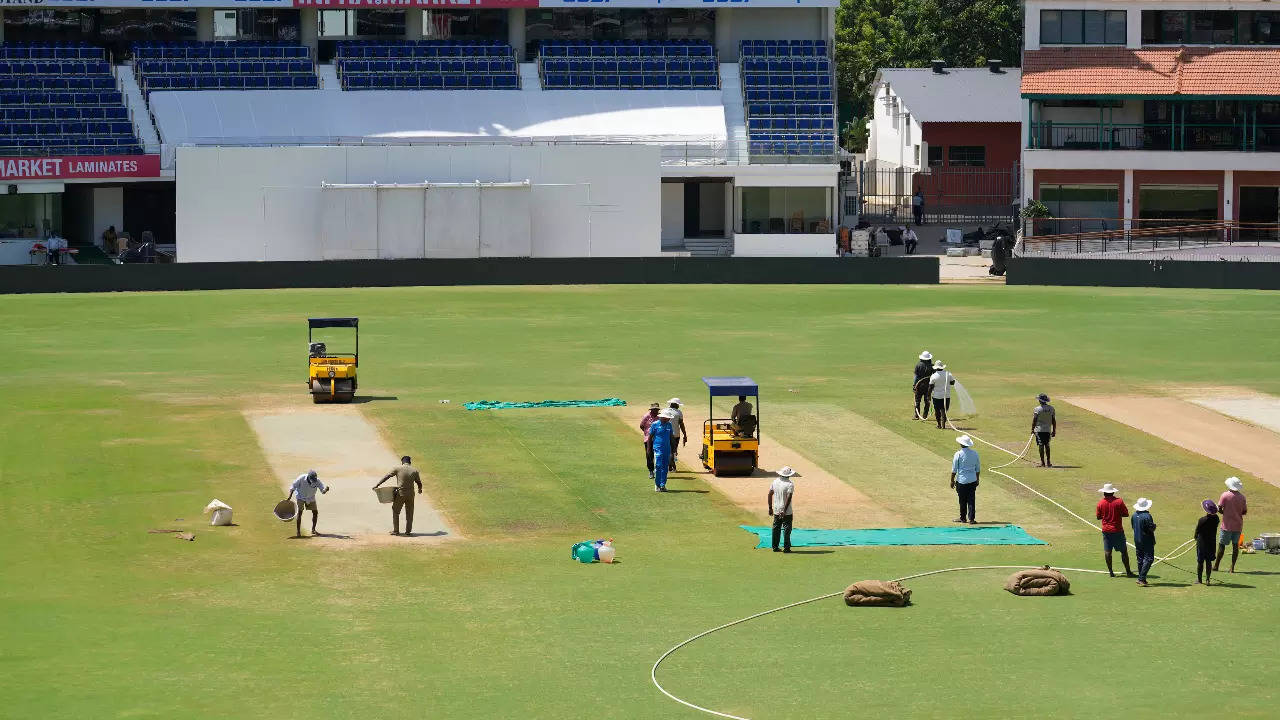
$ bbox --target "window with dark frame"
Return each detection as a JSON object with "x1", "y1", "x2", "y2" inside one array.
[
  {"x1": 947, "y1": 146, "x2": 985, "y2": 167},
  {"x1": 1041, "y1": 9, "x2": 1126, "y2": 44},
  {"x1": 927, "y1": 146, "x2": 943, "y2": 167},
  {"x1": 1142, "y1": 10, "x2": 1280, "y2": 44}
]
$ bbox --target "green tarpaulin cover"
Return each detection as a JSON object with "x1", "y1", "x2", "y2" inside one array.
[
  {"x1": 464, "y1": 398, "x2": 627, "y2": 411},
  {"x1": 739, "y1": 524, "x2": 1046, "y2": 549}
]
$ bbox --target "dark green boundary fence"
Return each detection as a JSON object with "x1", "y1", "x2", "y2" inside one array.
[
  {"x1": 1, "y1": 257, "x2": 938, "y2": 294},
  {"x1": 1007, "y1": 258, "x2": 1280, "y2": 290}
]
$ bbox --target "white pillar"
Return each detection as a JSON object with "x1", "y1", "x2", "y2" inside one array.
[
  {"x1": 405, "y1": 9, "x2": 423, "y2": 40},
  {"x1": 509, "y1": 8, "x2": 526, "y2": 60},
  {"x1": 1223, "y1": 170, "x2": 1234, "y2": 222},
  {"x1": 1123, "y1": 169, "x2": 1134, "y2": 231},
  {"x1": 300, "y1": 9, "x2": 318, "y2": 53},
  {"x1": 715, "y1": 9, "x2": 734, "y2": 61},
  {"x1": 1127, "y1": 11, "x2": 1142, "y2": 49},
  {"x1": 197, "y1": 9, "x2": 215, "y2": 42},
  {"x1": 1025, "y1": 8, "x2": 1040, "y2": 51}
]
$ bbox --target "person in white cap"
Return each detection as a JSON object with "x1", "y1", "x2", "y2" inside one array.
[
  {"x1": 928, "y1": 361, "x2": 955, "y2": 429},
  {"x1": 650, "y1": 409, "x2": 674, "y2": 492},
  {"x1": 287, "y1": 469, "x2": 329, "y2": 538},
  {"x1": 665, "y1": 398, "x2": 687, "y2": 472},
  {"x1": 768, "y1": 466, "x2": 797, "y2": 552},
  {"x1": 1215, "y1": 477, "x2": 1248, "y2": 573},
  {"x1": 913, "y1": 351, "x2": 934, "y2": 420},
  {"x1": 1096, "y1": 483, "x2": 1134, "y2": 577},
  {"x1": 949, "y1": 435, "x2": 980, "y2": 523},
  {"x1": 1131, "y1": 498, "x2": 1156, "y2": 587}
]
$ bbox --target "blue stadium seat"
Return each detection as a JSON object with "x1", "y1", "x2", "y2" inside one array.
[
  {"x1": 739, "y1": 39, "x2": 836, "y2": 158},
  {"x1": 536, "y1": 41, "x2": 719, "y2": 90}
]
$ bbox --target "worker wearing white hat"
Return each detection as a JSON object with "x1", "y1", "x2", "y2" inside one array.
[
  {"x1": 1215, "y1": 477, "x2": 1247, "y2": 573},
  {"x1": 768, "y1": 466, "x2": 797, "y2": 552},
  {"x1": 650, "y1": 409, "x2": 675, "y2": 492},
  {"x1": 928, "y1": 361, "x2": 955, "y2": 429},
  {"x1": 665, "y1": 398, "x2": 687, "y2": 472},
  {"x1": 1096, "y1": 483, "x2": 1134, "y2": 577},
  {"x1": 949, "y1": 435, "x2": 980, "y2": 524},
  {"x1": 913, "y1": 351, "x2": 934, "y2": 420}
]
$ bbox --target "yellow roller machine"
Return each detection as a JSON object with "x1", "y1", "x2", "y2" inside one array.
[
  {"x1": 307, "y1": 317, "x2": 358, "y2": 404},
  {"x1": 699, "y1": 376, "x2": 760, "y2": 476}
]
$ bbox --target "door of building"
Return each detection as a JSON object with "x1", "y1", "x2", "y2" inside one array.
[{"x1": 1239, "y1": 186, "x2": 1279, "y2": 241}]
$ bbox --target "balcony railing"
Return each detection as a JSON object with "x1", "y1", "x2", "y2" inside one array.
[{"x1": 1028, "y1": 122, "x2": 1280, "y2": 151}]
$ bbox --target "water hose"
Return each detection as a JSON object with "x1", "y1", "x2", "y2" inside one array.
[
  {"x1": 653, "y1": 393, "x2": 1198, "y2": 718},
  {"x1": 651, "y1": 564, "x2": 1112, "y2": 720}
]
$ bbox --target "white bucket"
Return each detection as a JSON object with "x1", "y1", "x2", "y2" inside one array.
[{"x1": 210, "y1": 508, "x2": 233, "y2": 526}]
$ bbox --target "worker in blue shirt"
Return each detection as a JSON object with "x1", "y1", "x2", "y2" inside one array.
[{"x1": 650, "y1": 410, "x2": 675, "y2": 492}]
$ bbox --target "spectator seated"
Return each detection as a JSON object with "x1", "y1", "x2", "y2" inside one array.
[
  {"x1": 538, "y1": 41, "x2": 719, "y2": 90},
  {"x1": 133, "y1": 42, "x2": 319, "y2": 94},
  {"x1": 740, "y1": 40, "x2": 835, "y2": 158},
  {"x1": 336, "y1": 41, "x2": 519, "y2": 90},
  {"x1": 0, "y1": 43, "x2": 142, "y2": 156}
]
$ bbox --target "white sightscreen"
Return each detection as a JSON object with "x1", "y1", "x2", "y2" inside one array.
[
  {"x1": 424, "y1": 187, "x2": 480, "y2": 258},
  {"x1": 376, "y1": 188, "x2": 426, "y2": 259},
  {"x1": 479, "y1": 187, "x2": 531, "y2": 257},
  {"x1": 319, "y1": 187, "x2": 377, "y2": 260}
]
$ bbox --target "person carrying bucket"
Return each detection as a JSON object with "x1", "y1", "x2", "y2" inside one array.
[
  {"x1": 287, "y1": 469, "x2": 329, "y2": 538},
  {"x1": 650, "y1": 409, "x2": 675, "y2": 492},
  {"x1": 373, "y1": 455, "x2": 423, "y2": 536}
]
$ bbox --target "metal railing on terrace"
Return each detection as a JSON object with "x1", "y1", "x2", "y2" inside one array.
[
  {"x1": 1017, "y1": 219, "x2": 1280, "y2": 261},
  {"x1": 164, "y1": 136, "x2": 838, "y2": 167},
  {"x1": 1028, "y1": 122, "x2": 1280, "y2": 152}
]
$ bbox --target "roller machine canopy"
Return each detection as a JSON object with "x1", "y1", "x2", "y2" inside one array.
[
  {"x1": 701, "y1": 376, "x2": 759, "y2": 397},
  {"x1": 308, "y1": 317, "x2": 359, "y2": 328}
]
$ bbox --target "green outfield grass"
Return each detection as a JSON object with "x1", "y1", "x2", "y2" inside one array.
[{"x1": 1, "y1": 284, "x2": 1278, "y2": 719}]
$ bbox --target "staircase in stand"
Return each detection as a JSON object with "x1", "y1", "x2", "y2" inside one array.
[{"x1": 683, "y1": 238, "x2": 734, "y2": 257}]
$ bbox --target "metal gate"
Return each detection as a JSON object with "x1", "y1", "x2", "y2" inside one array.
[{"x1": 857, "y1": 164, "x2": 1020, "y2": 225}]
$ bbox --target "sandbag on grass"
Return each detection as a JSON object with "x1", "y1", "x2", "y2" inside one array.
[
  {"x1": 843, "y1": 580, "x2": 912, "y2": 607},
  {"x1": 1004, "y1": 567, "x2": 1071, "y2": 596}
]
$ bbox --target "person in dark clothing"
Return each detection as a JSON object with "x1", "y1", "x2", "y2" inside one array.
[
  {"x1": 913, "y1": 350, "x2": 934, "y2": 420},
  {"x1": 912, "y1": 189, "x2": 924, "y2": 225},
  {"x1": 1130, "y1": 497, "x2": 1156, "y2": 586},
  {"x1": 989, "y1": 235, "x2": 1008, "y2": 276},
  {"x1": 1195, "y1": 499, "x2": 1221, "y2": 585},
  {"x1": 1031, "y1": 393, "x2": 1057, "y2": 467}
]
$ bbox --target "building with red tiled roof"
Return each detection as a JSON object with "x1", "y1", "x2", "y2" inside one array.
[{"x1": 1021, "y1": 2, "x2": 1280, "y2": 238}]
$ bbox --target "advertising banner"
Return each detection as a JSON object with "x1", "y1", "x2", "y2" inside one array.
[{"x1": 0, "y1": 154, "x2": 162, "y2": 182}]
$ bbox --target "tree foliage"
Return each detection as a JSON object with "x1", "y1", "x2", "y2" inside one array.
[{"x1": 836, "y1": 0, "x2": 1024, "y2": 151}]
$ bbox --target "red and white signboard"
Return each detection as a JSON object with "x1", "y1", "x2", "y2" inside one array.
[{"x1": 0, "y1": 155, "x2": 162, "y2": 182}]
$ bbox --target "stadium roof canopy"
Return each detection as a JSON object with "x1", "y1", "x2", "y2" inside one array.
[{"x1": 151, "y1": 89, "x2": 728, "y2": 147}]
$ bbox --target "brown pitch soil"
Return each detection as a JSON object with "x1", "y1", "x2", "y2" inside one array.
[
  {"x1": 1065, "y1": 395, "x2": 1280, "y2": 489},
  {"x1": 614, "y1": 405, "x2": 903, "y2": 528},
  {"x1": 244, "y1": 405, "x2": 457, "y2": 547}
]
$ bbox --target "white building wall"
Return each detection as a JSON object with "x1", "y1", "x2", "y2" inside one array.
[
  {"x1": 176, "y1": 144, "x2": 661, "y2": 262},
  {"x1": 866, "y1": 83, "x2": 922, "y2": 170},
  {"x1": 660, "y1": 182, "x2": 685, "y2": 242},
  {"x1": 722, "y1": 8, "x2": 826, "y2": 60}
]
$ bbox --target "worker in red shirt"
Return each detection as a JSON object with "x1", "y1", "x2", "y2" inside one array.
[{"x1": 1096, "y1": 483, "x2": 1134, "y2": 578}]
